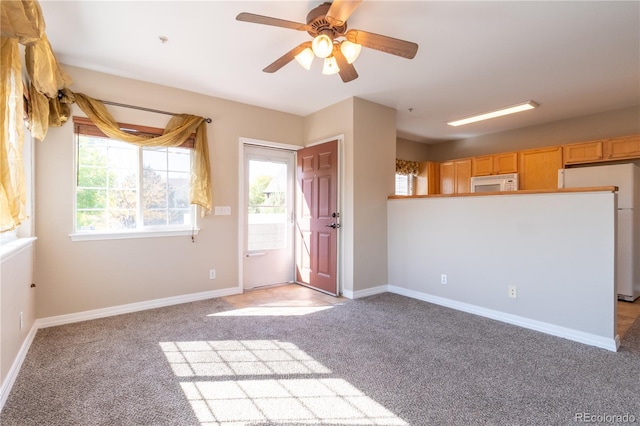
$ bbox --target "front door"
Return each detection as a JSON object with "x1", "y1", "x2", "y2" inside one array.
[
  {"x1": 243, "y1": 145, "x2": 295, "y2": 289},
  {"x1": 295, "y1": 140, "x2": 339, "y2": 295}
]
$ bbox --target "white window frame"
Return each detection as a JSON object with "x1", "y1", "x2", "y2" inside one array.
[
  {"x1": 395, "y1": 173, "x2": 414, "y2": 196},
  {"x1": 69, "y1": 122, "x2": 199, "y2": 242}
]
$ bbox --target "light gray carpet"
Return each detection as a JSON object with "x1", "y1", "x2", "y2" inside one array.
[{"x1": 1, "y1": 292, "x2": 639, "y2": 425}]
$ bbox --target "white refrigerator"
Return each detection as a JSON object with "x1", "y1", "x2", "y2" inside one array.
[{"x1": 558, "y1": 163, "x2": 640, "y2": 301}]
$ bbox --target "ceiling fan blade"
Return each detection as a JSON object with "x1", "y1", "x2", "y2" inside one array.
[
  {"x1": 326, "y1": 0, "x2": 363, "y2": 27},
  {"x1": 236, "y1": 12, "x2": 311, "y2": 32},
  {"x1": 263, "y1": 42, "x2": 312, "y2": 73},
  {"x1": 333, "y1": 46, "x2": 359, "y2": 83},
  {"x1": 346, "y1": 29, "x2": 418, "y2": 59}
]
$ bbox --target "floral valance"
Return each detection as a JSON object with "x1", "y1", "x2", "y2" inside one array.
[{"x1": 396, "y1": 159, "x2": 420, "y2": 176}]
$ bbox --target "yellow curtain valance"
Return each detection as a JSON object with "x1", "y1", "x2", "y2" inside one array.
[
  {"x1": 73, "y1": 93, "x2": 212, "y2": 216},
  {"x1": 396, "y1": 159, "x2": 420, "y2": 176}
]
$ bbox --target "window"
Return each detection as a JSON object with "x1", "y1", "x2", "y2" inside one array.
[
  {"x1": 73, "y1": 117, "x2": 195, "y2": 238},
  {"x1": 395, "y1": 173, "x2": 413, "y2": 196}
]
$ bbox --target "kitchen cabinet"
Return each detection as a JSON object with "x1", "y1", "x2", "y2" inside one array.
[
  {"x1": 563, "y1": 140, "x2": 604, "y2": 165},
  {"x1": 605, "y1": 134, "x2": 640, "y2": 161},
  {"x1": 416, "y1": 161, "x2": 440, "y2": 195},
  {"x1": 518, "y1": 146, "x2": 563, "y2": 190},
  {"x1": 472, "y1": 152, "x2": 518, "y2": 176},
  {"x1": 440, "y1": 159, "x2": 471, "y2": 194}
]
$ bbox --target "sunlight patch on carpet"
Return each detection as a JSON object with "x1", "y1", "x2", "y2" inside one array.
[{"x1": 160, "y1": 340, "x2": 408, "y2": 425}]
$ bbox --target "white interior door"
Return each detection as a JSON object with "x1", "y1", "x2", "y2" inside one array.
[{"x1": 243, "y1": 145, "x2": 295, "y2": 289}]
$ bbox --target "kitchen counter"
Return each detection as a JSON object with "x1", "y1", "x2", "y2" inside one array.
[{"x1": 388, "y1": 186, "x2": 618, "y2": 199}]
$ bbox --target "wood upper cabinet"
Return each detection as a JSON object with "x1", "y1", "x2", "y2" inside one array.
[
  {"x1": 605, "y1": 134, "x2": 640, "y2": 160},
  {"x1": 563, "y1": 140, "x2": 604, "y2": 165},
  {"x1": 493, "y1": 152, "x2": 518, "y2": 174},
  {"x1": 471, "y1": 156, "x2": 493, "y2": 176},
  {"x1": 440, "y1": 159, "x2": 471, "y2": 194},
  {"x1": 518, "y1": 146, "x2": 563, "y2": 190},
  {"x1": 472, "y1": 152, "x2": 518, "y2": 176},
  {"x1": 416, "y1": 161, "x2": 440, "y2": 195}
]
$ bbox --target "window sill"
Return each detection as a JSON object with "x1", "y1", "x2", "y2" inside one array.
[{"x1": 69, "y1": 228, "x2": 199, "y2": 242}]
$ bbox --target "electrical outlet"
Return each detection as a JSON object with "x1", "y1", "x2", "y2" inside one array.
[
  {"x1": 508, "y1": 285, "x2": 517, "y2": 299},
  {"x1": 209, "y1": 269, "x2": 216, "y2": 280},
  {"x1": 441, "y1": 274, "x2": 447, "y2": 285}
]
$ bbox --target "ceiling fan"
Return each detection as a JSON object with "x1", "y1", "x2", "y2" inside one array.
[{"x1": 236, "y1": 0, "x2": 419, "y2": 83}]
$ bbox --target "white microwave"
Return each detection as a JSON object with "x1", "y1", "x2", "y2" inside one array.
[{"x1": 470, "y1": 173, "x2": 519, "y2": 193}]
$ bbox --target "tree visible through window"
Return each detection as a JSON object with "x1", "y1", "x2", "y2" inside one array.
[{"x1": 74, "y1": 118, "x2": 193, "y2": 233}]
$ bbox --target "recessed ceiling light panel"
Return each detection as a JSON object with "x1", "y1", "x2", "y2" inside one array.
[{"x1": 447, "y1": 101, "x2": 539, "y2": 127}]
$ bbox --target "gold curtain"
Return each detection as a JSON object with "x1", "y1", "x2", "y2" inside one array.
[
  {"x1": 396, "y1": 159, "x2": 420, "y2": 176},
  {"x1": 0, "y1": 37, "x2": 27, "y2": 232},
  {"x1": 1, "y1": 0, "x2": 71, "y2": 141},
  {"x1": 73, "y1": 93, "x2": 212, "y2": 216}
]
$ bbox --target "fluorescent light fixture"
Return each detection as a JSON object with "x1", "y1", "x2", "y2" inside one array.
[{"x1": 447, "y1": 101, "x2": 539, "y2": 127}]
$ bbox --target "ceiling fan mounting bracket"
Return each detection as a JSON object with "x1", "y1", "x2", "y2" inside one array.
[{"x1": 306, "y1": 2, "x2": 347, "y2": 39}]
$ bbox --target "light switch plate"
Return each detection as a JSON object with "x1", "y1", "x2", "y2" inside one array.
[{"x1": 214, "y1": 206, "x2": 231, "y2": 215}]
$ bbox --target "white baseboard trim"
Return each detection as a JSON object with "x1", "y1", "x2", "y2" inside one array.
[
  {"x1": 36, "y1": 287, "x2": 242, "y2": 329},
  {"x1": 387, "y1": 285, "x2": 618, "y2": 352},
  {"x1": 0, "y1": 324, "x2": 38, "y2": 412},
  {"x1": 342, "y1": 285, "x2": 388, "y2": 300}
]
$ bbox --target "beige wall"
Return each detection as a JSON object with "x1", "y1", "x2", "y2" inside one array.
[
  {"x1": 35, "y1": 66, "x2": 304, "y2": 318},
  {"x1": 428, "y1": 105, "x2": 640, "y2": 161},
  {"x1": 303, "y1": 98, "x2": 355, "y2": 294},
  {"x1": 396, "y1": 137, "x2": 431, "y2": 162},
  {"x1": 303, "y1": 97, "x2": 396, "y2": 294},
  {"x1": 352, "y1": 98, "x2": 396, "y2": 292}
]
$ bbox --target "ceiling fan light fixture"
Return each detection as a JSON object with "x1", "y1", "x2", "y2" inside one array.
[
  {"x1": 340, "y1": 40, "x2": 361, "y2": 64},
  {"x1": 447, "y1": 101, "x2": 539, "y2": 127},
  {"x1": 294, "y1": 47, "x2": 314, "y2": 70},
  {"x1": 312, "y1": 33, "x2": 333, "y2": 58},
  {"x1": 322, "y1": 56, "x2": 340, "y2": 75}
]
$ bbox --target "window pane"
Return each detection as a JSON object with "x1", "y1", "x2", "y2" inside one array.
[
  {"x1": 143, "y1": 169, "x2": 168, "y2": 209},
  {"x1": 143, "y1": 209, "x2": 168, "y2": 226},
  {"x1": 143, "y1": 148, "x2": 168, "y2": 171},
  {"x1": 108, "y1": 143, "x2": 137, "y2": 170},
  {"x1": 77, "y1": 210, "x2": 107, "y2": 231},
  {"x1": 395, "y1": 174, "x2": 412, "y2": 195},
  {"x1": 78, "y1": 138, "x2": 107, "y2": 166},
  {"x1": 78, "y1": 166, "x2": 107, "y2": 187},
  {"x1": 75, "y1": 129, "x2": 194, "y2": 233},
  {"x1": 169, "y1": 209, "x2": 191, "y2": 225},
  {"x1": 110, "y1": 209, "x2": 137, "y2": 229},
  {"x1": 77, "y1": 189, "x2": 107, "y2": 209},
  {"x1": 169, "y1": 171, "x2": 190, "y2": 208},
  {"x1": 168, "y1": 150, "x2": 190, "y2": 171}
]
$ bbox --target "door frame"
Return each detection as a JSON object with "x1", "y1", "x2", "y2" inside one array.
[
  {"x1": 237, "y1": 137, "x2": 303, "y2": 294},
  {"x1": 237, "y1": 135, "x2": 343, "y2": 295}
]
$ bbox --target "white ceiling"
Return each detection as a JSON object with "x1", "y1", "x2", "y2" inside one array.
[{"x1": 39, "y1": 1, "x2": 639, "y2": 143}]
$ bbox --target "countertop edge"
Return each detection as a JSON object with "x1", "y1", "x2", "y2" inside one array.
[{"x1": 388, "y1": 186, "x2": 618, "y2": 200}]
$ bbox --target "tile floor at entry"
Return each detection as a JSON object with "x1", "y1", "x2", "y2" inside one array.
[{"x1": 222, "y1": 284, "x2": 640, "y2": 339}]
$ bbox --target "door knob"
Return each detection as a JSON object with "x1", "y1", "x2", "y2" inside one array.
[{"x1": 326, "y1": 223, "x2": 341, "y2": 229}]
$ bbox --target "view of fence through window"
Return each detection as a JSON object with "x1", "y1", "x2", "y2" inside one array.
[{"x1": 248, "y1": 159, "x2": 288, "y2": 251}]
